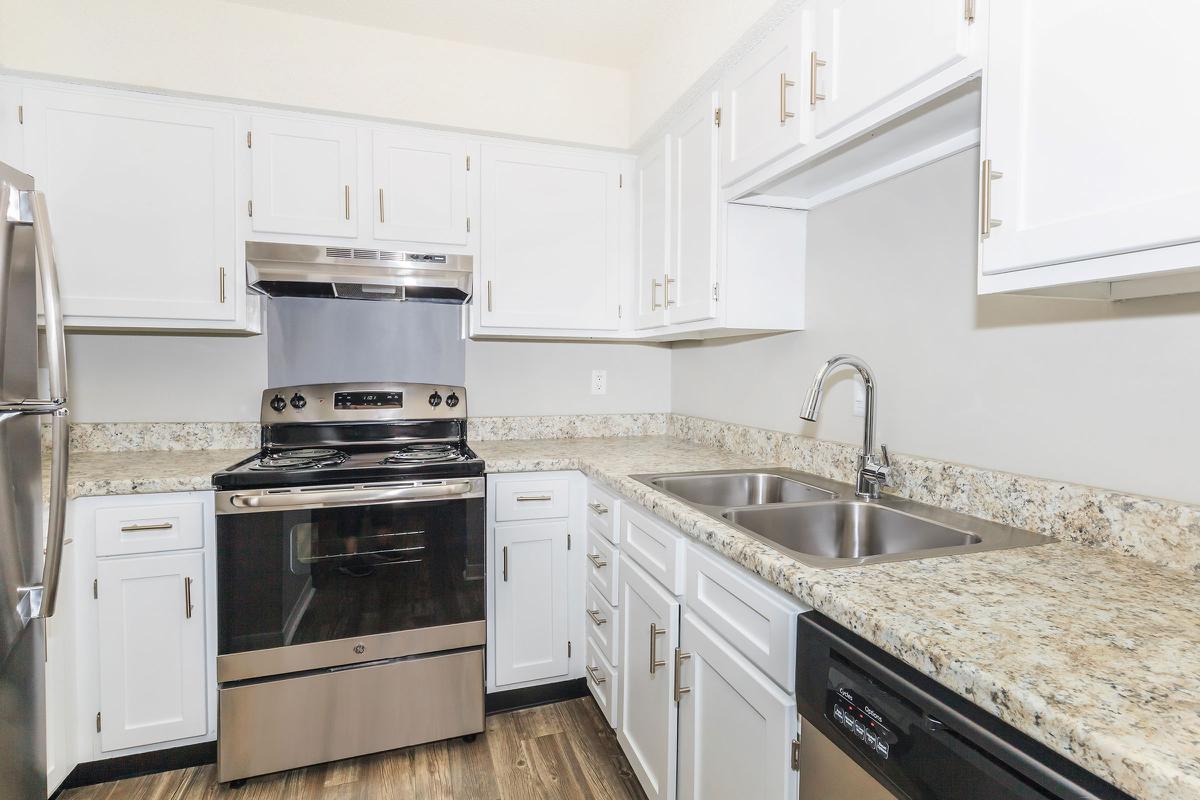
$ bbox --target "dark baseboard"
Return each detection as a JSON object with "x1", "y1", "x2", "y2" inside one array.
[
  {"x1": 486, "y1": 677, "x2": 588, "y2": 715},
  {"x1": 54, "y1": 741, "x2": 217, "y2": 796}
]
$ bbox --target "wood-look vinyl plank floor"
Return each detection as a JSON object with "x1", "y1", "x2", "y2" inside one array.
[{"x1": 61, "y1": 698, "x2": 645, "y2": 800}]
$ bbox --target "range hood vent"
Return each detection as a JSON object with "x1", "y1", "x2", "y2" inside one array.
[{"x1": 245, "y1": 242, "x2": 473, "y2": 304}]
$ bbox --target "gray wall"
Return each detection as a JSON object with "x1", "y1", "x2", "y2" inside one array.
[{"x1": 672, "y1": 148, "x2": 1200, "y2": 505}]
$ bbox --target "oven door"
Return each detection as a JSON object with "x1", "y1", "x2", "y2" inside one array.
[{"x1": 215, "y1": 477, "x2": 485, "y2": 682}]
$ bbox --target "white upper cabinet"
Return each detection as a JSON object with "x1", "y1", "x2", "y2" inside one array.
[
  {"x1": 478, "y1": 144, "x2": 622, "y2": 331},
  {"x1": 635, "y1": 136, "x2": 670, "y2": 330},
  {"x1": 250, "y1": 116, "x2": 357, "y2": 238},
  {"x1": 21, "y1": 88, "x2": 238, "y2": 326},
  {"x1": 719, "y1": 7, "x2": 812, "y2": 186},
  {"x1": 812, "y1": 0, "x2": 971, "y2": 138},
  {"x1": 979, "y1": 0, "x2": 1200, "y2": 298},
  {"x1": 372, "y1": 131, "x2": 469, "y2": 246},
  {"x1": 670, "y1": 90, "x2": 721, "y2": 325}
]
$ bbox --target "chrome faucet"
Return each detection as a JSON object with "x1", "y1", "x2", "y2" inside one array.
[{"x1": 799, "y1": 354, "x2": 893, "y2": 500}]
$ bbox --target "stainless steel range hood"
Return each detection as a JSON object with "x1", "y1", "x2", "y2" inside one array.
[{"x1": 246, "y1": 242, "x2": 473, "y2": 304}]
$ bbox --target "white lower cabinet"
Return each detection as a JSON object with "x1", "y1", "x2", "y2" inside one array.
[
  {"x1": 677, "y1": 612, "x2": 800, "y2": 800},
  {"x1": 617, "y1": 559, "x2": 681, "y2": 800},
  {"x1": 96, "y1": 552, "x2": 208, "y2": 751},
  {"x1": 585, "y1": 636, "x2": 620, "y2": 728},
  {"x1": 493, "y1": 519, "x2": 571, "y2": 686}
]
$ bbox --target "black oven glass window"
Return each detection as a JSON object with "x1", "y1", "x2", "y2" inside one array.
[{"x1": 217, "y1": 497, "x2": 485, "y2": 655}]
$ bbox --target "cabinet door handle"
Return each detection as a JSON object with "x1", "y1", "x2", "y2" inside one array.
[
  {"x1": 664, "y1": 273, "x2": 675, "y2": 307},
  {"x1": 502, "y1": 546, "x2": 509, "y2": 582},
  {"x1": 674, "y1": 648, "x2": 692, "y2": 702},
  {"x1": 120, "y1": 522, "x2": 173, "y2": 533},
  {"x1": 184, "y1": 576, "x2": 194, "y2": 620},
  {"x1": 379, "y1": 188, "x2": 385, "y2": 223},
  {"x1": 650, "y1": 623, "x2": 667, "y2": 675},
  {"x1": 218, "y1": 267, "x2": 226, "y2": 304},
  {"x1": 487, "y1": 280, "x2": 494, "y2": 312},
  {"x1": 810, "y1": 52, "x2": 827, "y2": 106},
  {"x1": 980, "y1": 159, "x2": 1004, "y2": 238},
  {"x1": 587, "y1": 552, "x2": 608, "y2": 569},
  {"x1": 586, "y1": 664, "x2": 607, "y2": 685},
  {"x1": 780, "y1": 72, "x2": 797, "y2": 124},
  {"x1": 587, "y1": 608, "x2": 607, "y2": 626},
  {"x1": 344, "y1": 185, "x2": 351, "y2": 220},
  {"x1": 650, "y1": 278, "x2": 663, "y2": 310},
  {"x1": 588, "y1": 502, "x2": 609, "y2": 515}
]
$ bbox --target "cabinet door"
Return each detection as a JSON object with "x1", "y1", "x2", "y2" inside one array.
[
  {"x1": 617, "y1": 560, "x2": 680, "y2": 800},
  {"x1": 670, "y1": 90, "x2": 721, "y2": 325},
  {"x1": 21, "y1": 89, "x2": 236, "y2": 322},
  {"x1": 493, "y1": 520, "x2": 570, "y2": 686},
  {"x1": 250, "y1": 116, "x2": 357, "y2": 238},
  {"x1": 719, "y1": 8, "x2": 811, "y2": 186},
  {"x1": 634, "y1": 135, "x2": 670, "y2": 330},
  {"x1": 981, "y1": 0, "x2": 1200, "y2": 277},
  {"x1": 96, "y1": 552, "x2": 206, "y2": 752},
  {"x1": 373, "y1": 131, "x2": 468, "y2": 245},
  {"x1": 677, "y1": 613, "x2": 799, "y2": 800},
  {"x1": 813, "y1": 0, "x2": 970, "y2": 138},
  {"x1": 480, "y1": 145, "x2": 622, "y2": 330}
]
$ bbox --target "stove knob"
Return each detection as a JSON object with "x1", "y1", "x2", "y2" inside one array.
[
  {"x1": 428, "y1": 391, "x2": 443, "y2": 407},
  {"x1": 269, "y1": 394, "x2": 287, "y2": 413},
  {"x1": 445, "y1": 392, "x2": 460, "y2": 408},
  {"x1": 290, "y1": 393, "x2": 307, "y2": 410}
]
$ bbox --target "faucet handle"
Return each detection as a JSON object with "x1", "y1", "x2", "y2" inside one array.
[{"x1": 879, "y1": 444, "x2": 891, "y2": 467}]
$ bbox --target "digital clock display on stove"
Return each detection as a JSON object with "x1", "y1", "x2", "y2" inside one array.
[{"x1": 333, "y1": 391, "x2": 403, "y2": 409}]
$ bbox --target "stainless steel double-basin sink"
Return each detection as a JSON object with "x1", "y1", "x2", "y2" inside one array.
[{"x1": 631, "y1": 468, "x2": 1052, "y2": 569}]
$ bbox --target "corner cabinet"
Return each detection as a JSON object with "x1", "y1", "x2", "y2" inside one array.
[
  {"x1": 978, "y1": 0, "x2": 1200, "y2": 299},
  {"x1": 474, "y1": 145, "x2": 624, "y2": 335}
]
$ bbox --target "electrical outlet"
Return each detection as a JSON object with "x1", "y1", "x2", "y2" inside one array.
[
  {"x1": 591, "y1": 369, "x2": 607, "y2": 395},
  {"x1": 853, "y1": 379, "x2": 866, "y2": 417}
]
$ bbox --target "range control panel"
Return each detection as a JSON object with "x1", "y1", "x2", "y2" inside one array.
[
  {"x1": 828, "y1": 686, "x2": 899, "y2": 759},
  {"x1": 260, "y1": 382, "x2": 466, "y2": 423}
]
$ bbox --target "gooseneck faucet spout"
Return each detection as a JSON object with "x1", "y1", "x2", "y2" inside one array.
[{"x1": 799, "y1": 354, "x2": 892, "y2": 500}]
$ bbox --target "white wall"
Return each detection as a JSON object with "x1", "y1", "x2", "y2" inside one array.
[
  {"x1": 672, "y1": 149, "x2": 1200, "y2": 505},
  {"x1": 0, "y1": 0, "x2": 630, "y2": 148},
  {"x1": 466, "y1": 339, "x2": 671, "y2": 417},
  {"x1": 629, "y1": 0, "x2": 779, "y2": 142}
]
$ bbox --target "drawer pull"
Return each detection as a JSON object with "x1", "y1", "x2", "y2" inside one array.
[
  {"x1": 587, "y1": 608, "x2": 607, "y2": 626},
  {"x1": 184, "y1": 576, "x2": 194, "y2": 620},
  {"x1": 586, "y1": 664, "x2": 607, "y2": 685},
  {"x1": 516, "y1": 494, "x2": 552, "y2": 502},
  {"x1": 674, "y1": 648, "x2": 692, "y2": 702},
  {"x1": 650, "y1": 622, "x2": 667, "y2": 675},
  {"x1": 120, "y1": 522, "x2": 174, "y2": 533},
  {"x1": 587, "y1": 552, "x2": 608, "y2": 569},
  {"x1": 588, "y1": 502, "x2": 609, "y2": 515}
]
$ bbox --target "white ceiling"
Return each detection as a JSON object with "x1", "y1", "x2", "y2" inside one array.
[{"x1": 224, "y1": 0, "x2": 675, "y2": 69}]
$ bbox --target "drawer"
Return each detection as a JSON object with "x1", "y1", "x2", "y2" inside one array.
[
  {"x1": 494, "y1": 477, "x2": 570, "y2": 522},
  {"x1": 685, "y1": 543, "x2": 805, "y2": 693},
  {"x1": 586, "y1": 528, "x2": 619, "y2": 607},
  {"x1": 621, "y1": 504, "x2": 686, "y2": 596},
  {"x1": 585, "y1": 637, "x2": 619, "y2": 729},
  {"x1": 95, "y1": 499, "x2": 205, "y2": 556},
  {"x1": 585, "y1": 581, "x2": 619, "y2": 665},
  {"x1": 585, "y1": 482, "x2": 620, "y2": 544}
]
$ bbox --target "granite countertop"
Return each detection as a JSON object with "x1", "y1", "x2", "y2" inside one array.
[
  {"x1": 471, "y1": 436, "x2": 1200, "y2": 800},
  {"x1": 53, "y1": 448, "x2": 256, "y2": 500}
]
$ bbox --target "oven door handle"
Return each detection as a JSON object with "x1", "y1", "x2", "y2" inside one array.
[{"x1": 228, "y1": 481, "x2": 478, "y2": 510}]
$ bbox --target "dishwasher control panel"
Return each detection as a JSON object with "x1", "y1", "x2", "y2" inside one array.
[{"x1": 829, "y1": 686, "x2": 900, "y2": 759}]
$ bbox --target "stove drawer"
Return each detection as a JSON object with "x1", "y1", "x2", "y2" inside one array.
[{"x1": 494, "y1": 477, "x2": 569, "y2": 521}]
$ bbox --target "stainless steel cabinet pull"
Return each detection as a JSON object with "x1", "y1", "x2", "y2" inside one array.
[
  {"x1": 184, "y1": 576, "x2": 194, "y2": 620},
  {"x1": 810, "y1": 53, "x2": 827, "y2": 106},
  {"x1": 344, "y1": 185, "x2": 351, "y2": 220},
  {"x1": 586, "y1": 664, "x2": 606, "y2": 685},
  {"x1": 219, "y1": 266, "x2": 226, "y2": 304},
  {"x1": 664, "y1": 273, "x2": 676, "y2": 307},
  {"x1": 378, "y1": 188, "x2": 385, "y2": 223},
  {"x1": 120, "y1": 522, "x2": 174, "y2": 533},
  {"x1": 650, "y1": 278, "x2": 663, "y2": 310},
  {"x1": 650, "y1": 623, "x2": 667, "y2": 675},
  {"x1": 487, "y1": 280, "x2": 494, "y2": 312},
  {"x1": 780, "y1": 72, "x2": 797, "y2": 124},
  {"x1": 587, "y1": 608, "x2": 607, "y2": 626},
  {"x1": 587, "y1": 552, "x2": 608, "y2": 569},
  {"x1": 674, "y1": 648, "x2": 692, "y2": 702},
  {"x1": 980, "y1": 159, "x2": 1004, "y2": 238},
  {"x1": 502, "y1": 546, "x2": 509, "y2": 582},
  {"x1": 515, "y1": 494, "x2": 552, "y2": 502},
  {"x1": 587, "y1": 502, "x2": 609, "y2": 515}
]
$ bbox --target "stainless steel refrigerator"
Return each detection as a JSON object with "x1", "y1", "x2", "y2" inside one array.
[{"x1": 0, "y1": 160, "x2": 69, "y2": 800}]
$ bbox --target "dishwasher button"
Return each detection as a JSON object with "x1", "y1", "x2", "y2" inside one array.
[{"x1": 876, "y1": 741, "x2": 890, "y2": 758}]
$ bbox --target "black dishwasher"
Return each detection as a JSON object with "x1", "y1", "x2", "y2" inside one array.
[{"x1": 795, "y1": 613, "x2": 1135, "y2": 800}]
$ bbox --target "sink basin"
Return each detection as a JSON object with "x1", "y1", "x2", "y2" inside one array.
[
  {"x1": 723, "y1": 502, "x2": 982, "y2": 566},
  {"x1": 648, "y1": 472, "x2": 836, "y2": 508}
]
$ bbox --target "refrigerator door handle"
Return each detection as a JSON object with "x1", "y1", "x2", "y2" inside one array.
[{"x1": 15, "y1": 190, "x2": 69, "y2": 621}]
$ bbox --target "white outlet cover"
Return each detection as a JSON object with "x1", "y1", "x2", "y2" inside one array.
[
  {"x1": 853, "y1": 379, "x2": 866, "y2": 417},
  {"x1": 591, "y1": 369, "x2": 607, "y2": 395}
]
